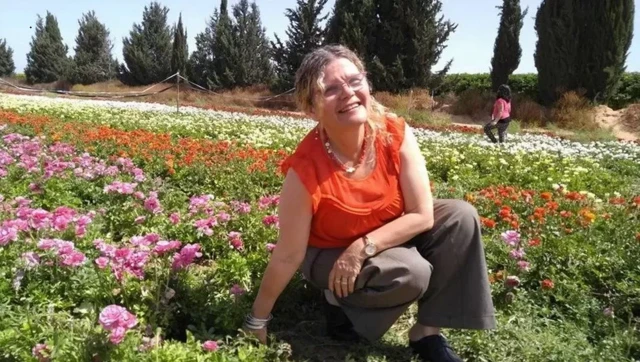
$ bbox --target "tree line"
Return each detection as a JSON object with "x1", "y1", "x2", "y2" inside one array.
[{"x1": 0, "y1": 0, "x2": 634, "y2": 106}]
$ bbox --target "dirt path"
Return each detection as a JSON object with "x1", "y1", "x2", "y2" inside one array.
[{"x1": 594, "y1": 105, "x2": 638, "y2": 141}]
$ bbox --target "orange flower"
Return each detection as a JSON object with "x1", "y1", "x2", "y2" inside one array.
[
  {"x1": 541, "y1": 279, "x2": 555, "y2": 290},
  {"x1": 528, "y1": 238, "x2": 541, "y2": 247},
  {"x1": 481, "y1": 217, "x2": 496, "y2": 229},
  {"x1": 609, "y1": 197, "x2": 626, "y2": 205},
  {"x1": 464, "y1": 193, "x2": 476, "y2": 203},
  {"x1": 540, "y1": 192, "x2": 553, "y2": 200}
]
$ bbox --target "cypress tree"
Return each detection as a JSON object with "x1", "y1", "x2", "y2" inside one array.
[
  {"x1": 210, "y1": 0, "x2": 235, "y2": 89},
  {"x1": 272, "y1": 0, "x2": 329, "y2": 92},
  {"x1": 573, "y1": 0, "x2": 634, "y2": 102},
  {"x1": 490, "y1": 0, "x2": 529, "y2": 91},
  {"x1": 535, "y1": 0, "x2": 634, "y2": 105},
  {"x1": 171, "y1": 13, "x2": 188, "y2": 77},
  {"x1": 24, "y1": 12, "x2": 70, "y2": 84},
  {"x1": 0, "y1": 39, "x2": 15, "y2": 76},
  {"x1": 71, "y1": 11, "x2": 117, "y2": 84},
  {"x1": 534, "y1": 0, "x2": 577, "y2": 106},
  {"x1": 118, "y1": 2, "x2": 173, "y2": 86}
]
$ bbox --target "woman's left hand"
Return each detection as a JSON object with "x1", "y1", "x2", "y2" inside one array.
[{"x1": 328, "y1": 245, "x2": 365, "y2": 298}]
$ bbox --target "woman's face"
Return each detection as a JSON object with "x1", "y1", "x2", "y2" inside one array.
[{"x1": 311, "y1": 58, "x2": 370, "y2": 130}]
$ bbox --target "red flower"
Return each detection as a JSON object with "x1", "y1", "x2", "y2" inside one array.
[
  {"x1": 541, "y1": 279, "x2": 555, "y2": 290},
  {"x1": 528, "y1": 238, "x2": 541, "y2": 247}
]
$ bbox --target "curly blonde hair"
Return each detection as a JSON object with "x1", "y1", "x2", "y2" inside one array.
[{"x1": 294, "y1": 45, "x2": 391, "y2": 143}]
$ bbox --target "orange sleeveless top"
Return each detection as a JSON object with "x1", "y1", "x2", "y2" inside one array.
[{"x1": 280, "y1": 114, "x2": 406, "y2": 249}]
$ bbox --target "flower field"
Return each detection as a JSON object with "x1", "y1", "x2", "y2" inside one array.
[{"x1": 0, "y1": 93, "x2": 639, "y2": 362}]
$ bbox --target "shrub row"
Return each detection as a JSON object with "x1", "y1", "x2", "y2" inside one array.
[{"x1": 437, "y1": 73, "x2": 640, "y2": 109}]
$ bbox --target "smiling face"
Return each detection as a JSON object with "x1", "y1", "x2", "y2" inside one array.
[{"x1": 311, "y1": 58, "x2": 371, "y2": 131}]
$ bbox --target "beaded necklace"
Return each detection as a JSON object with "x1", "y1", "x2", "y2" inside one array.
[{"x1": 320, "y1": 126, "x2": 370, "y2": 174}]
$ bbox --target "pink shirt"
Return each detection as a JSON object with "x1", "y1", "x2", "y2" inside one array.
[{"x1": 492, "y1": 98, "x2": 511, "y2": 120}]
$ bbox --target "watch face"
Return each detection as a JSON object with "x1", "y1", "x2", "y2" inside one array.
[{"x1": 365, "y1": 243, "x2": 376, "y2": 256}]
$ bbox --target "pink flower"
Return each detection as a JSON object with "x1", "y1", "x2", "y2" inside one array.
[
  {"x1": 0, "y1": 226, "x2": 18, "y2": 246},
  {"x1": 517, "y1": 260, "x2": 530, "y2": 272},
  {"x1": 171, "y1": 244, "x2": 202, "y2": 270},
  {"x1": 109, "y1": 326, "x2": 127, "y2": 344},
  {"x1": 99, "y1": 305, "x2": 138, "y2": 331},
  {"x1": 32, "y1": 343, "x2": 50, "y2": 362},
  {"x1": 95, "y1": 257, "x2": 109, "y2": 269},
  {"x1": 505, "y1": 275, "x2": 521, "y2": 288},
  {"x1": 230, "y1": 284, "x2": 245, "y2": 296},
  {"x1": 231, "y1": 201, "x2": 251, "y2": 214},
  {"x1": 144, "y1": 192, "x2": 162, "y2": 214},
  {"x1": 262, "y1": 214, "x2": 279, "y2": 228},
  {"x1": 60, "y1": 250, "x2": 86, "y2": 267},
  {"x1": 258, "y1": 195, "x2": 280, "y2": 209},
  {"x1": 169, "y1": 212, "x2": 180, "y2": 225},
  {"x1": 153, "y1": 240, "x2": 181, "y2": 255},
  {"x1": 104, "y1": 181, "x2": 138, "y2": 195},
  {"x1": 22, "y1": 252, "x2": 40, "y2": 268},
  {"x1": 266, "y1": 243, "x2": 276, "y2": 253},
  {"x1": 501, "y1": 230, "x2": 520, "y2": 247},
  {"x1": 228, "y1": 232, "x2": 244, "y2": 251},
  {"x1": 509, "y1": 249, "x2": 526, "y2": 260},
  {"x1": 603, "y1": 306, "x2": 614, "y2": 318},
  {"x1": 202, "y1": 340, "x2": 219, "y2": 352},
  {"x1": 133, "y1": 191, "x2": 145, "y2": 200},
  {"x1": 134, "y1": 216, "x2": 146, "y2": 224},
  {"x1": 217, "y1": 212, "x2": 231, "y2": 223}
]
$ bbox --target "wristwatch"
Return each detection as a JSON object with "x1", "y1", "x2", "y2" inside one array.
[{"x1": 363, "y1": 235, "x2": 377, "y2": 257}]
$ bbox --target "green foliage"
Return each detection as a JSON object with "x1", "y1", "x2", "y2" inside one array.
[
  {"x1": 0, "y1": 39, "x2": 15, "y2": 76},
  {"x1": 70, "y1": 11, "x2": 117, "y2": 85},
  {"x1": 118, "y1": 2, "x2": 173, "y2": 86},
  {"x1": 227, "y1": 0, "x2": 274, "y2": 88},
  {"x1": 24, "y1": 12, "x2": 71, "y2": 84},
  {"x1": 490, "y1": 0, "x2": 528, "y2": 91},
  {"x1": 325, "y1": 0, "x2": 377, "y2": 60},
  {"x1": 191, "y1": 0, "x2": 273, "y2": 90},
  {"x1": 326, "y1": 0, "x2": 457, "y2": 92},
  {"x1": 534, "y1": 0, "x2": 635, "y2": 106},
  {"x1": 573, "y1": 0, "x2": 635, "y2": 103},
  {"x1": 271, "y1": 0, "x2": 329, "y2": 92},
  {"x1": 171, "y1": 14, "x2": 188, "y2": 77}
]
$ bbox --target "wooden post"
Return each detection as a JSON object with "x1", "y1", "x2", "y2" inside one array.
[{"x1": 176, "y1": 72, "x2": 180, "y2": 113}]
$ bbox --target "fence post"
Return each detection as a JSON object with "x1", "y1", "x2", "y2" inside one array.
[{"x1": 176, "y1": 72, "x2": 180, "y2": 113}]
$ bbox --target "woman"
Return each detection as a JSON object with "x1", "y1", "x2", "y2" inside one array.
[
  {"x1": 243, "y1": 45, "x2": 496, "y2": 362},
  {"x1": 484, "y1": 84, "x2": 512, "y2": 144}
]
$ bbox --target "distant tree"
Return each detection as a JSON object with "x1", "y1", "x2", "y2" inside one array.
[
  {"x1": 70, "y1": 11, "x2": 117, "y2": 84},
  {"x1": 573, "y1": 0, "x2": 635, "y2": 103},
  {"x1": 188, "y1": 10, "x2": 217, "y2": 87},
  {"x1": 372, "y1": 0, "x2": 457, "y2": 92},
  {"x1": 535, "y1": 0, "x2": 634, "y2": 105},
  {"x1": 24, "y1": 12, "x2": 70, "y2": 84},
  {"x1": 272, "y1": 0, "x2": 328, "y2": 92},
  {"x1": 0, "y1": 39, "x2": 15, "y2": 76},
  {"x1": 228, "y1": 0, "x2": 274, "y2": 88},
  {"x1": 490, "y1": 0, "x2": 528, "y2": 91},
  {"x1": 191, "y1": 0, "x2": 273, "y2": 90},
  {"x1": 325, "y1": 0, "x2": 377, "y2": 60},
  {"x1": 118, "y1": 2, "x2": 173, "y2": 85},
  {"x1": 171, "y1": 13, "x2": 188, "y2": 77},
  {"x1": 209, "y1": 0, "x2": 235, "y2": 88}
]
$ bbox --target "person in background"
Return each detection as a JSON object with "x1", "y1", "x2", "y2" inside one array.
[
  {"x1": 242, "y1": 45, "x2": 496, "y2": 362},
  {"x1": 484, "y1": 84, "x2": 512, "y2": 143}
]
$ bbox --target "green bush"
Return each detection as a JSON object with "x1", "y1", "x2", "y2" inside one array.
[{"x1": 439, "y1": 72, "x2": 640, "y2": 109}]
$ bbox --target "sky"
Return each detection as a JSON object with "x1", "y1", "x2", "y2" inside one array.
[{"x1": 1, "y1": 0, "x2": 639, "y2": 74}]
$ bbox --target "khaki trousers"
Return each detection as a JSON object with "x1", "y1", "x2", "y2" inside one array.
[{"x1": 301, "y1": 199, "x2": 497, "y2": 341}]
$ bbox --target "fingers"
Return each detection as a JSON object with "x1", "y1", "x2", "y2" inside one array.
[
  {"x1": 328, "y1": 267, "x2": 336, "y2": 293},
  {"x1": 348, "y1": 275, "x2": 356, "y2": 294}
]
